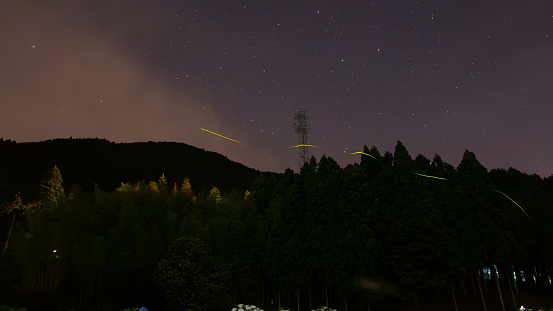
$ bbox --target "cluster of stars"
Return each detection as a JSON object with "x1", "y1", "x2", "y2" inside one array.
[{"x1": 2, "y1": 0, "x2": 552, "y2": 176}]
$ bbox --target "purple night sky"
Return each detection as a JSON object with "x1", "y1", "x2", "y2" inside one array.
[{"x1": 1, "y1": 1, "x2": 552, "y2": 176}]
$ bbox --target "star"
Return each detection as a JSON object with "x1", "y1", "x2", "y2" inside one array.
[{"x1": 0, "y1": 0, "x2": 551, "y2": 176}]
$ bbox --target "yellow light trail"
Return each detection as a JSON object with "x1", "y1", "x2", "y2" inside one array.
[
  {"x1": 494, "y1": 190, "x2": 531, "y2": 220},
  {"x1": 201, "y1": 128, "x2": 243, "y2": 145},
  {"x1": 409, "y1": 171, "x2": 530, "y2": 219},
  {"x1": 347, "y1": 149, "x2": 530, "y2": 219},
  {"x1": 347, "y1": 151, "x2": 377, "y2": 160},
  {"x1": 410, "y1": 172, "x2": 448, "y2": 180},
  {"x1": 289, "y1": 144, "x2": 320, "y2": 148}
]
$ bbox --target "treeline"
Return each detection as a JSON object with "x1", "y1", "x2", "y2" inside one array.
[
  {"x1": 1, "y1": 140, "x2": 553, "y2": 310},
  {"x1": 0, "y1": 138, "x2": 262, "y2": 193}
]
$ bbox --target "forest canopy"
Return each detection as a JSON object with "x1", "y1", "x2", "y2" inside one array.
[{"x1": 1, "y1": 139, "x2": 552, "y2": 311}]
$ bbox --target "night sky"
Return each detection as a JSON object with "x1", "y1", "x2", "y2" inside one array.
[{"x1": 2, "y1": 1, "x2": 552, "y2": 176}]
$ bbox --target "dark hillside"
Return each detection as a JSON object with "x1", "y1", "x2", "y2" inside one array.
[{"x1": 0, "y1": 138, "x2": 262, "y2": 193}]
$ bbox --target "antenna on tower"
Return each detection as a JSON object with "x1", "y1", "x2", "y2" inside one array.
[{"x1": 294, "y1": 108, "x2": 311, "y2": 170}]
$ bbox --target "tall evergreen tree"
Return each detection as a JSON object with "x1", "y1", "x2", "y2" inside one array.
[
  {"x1": 158, "y1": 173, "x2": 168, "y2": 193},
  {"x1": 457, "y1": 150, "x2": 491, "y2": 184},
  {"x1": 392, "y1": 140, "x2": 414, "y2": 172},
  {"x1": 360, "y1": 145, "x2": 383, "y2": 177},
  {"x1": 207, "y1": 187, "x2": 222, "y2": 204},
  {"x1": 38, "y1": 166, "x2": 65, "y2": 210},
  {"x1": 414, "y1": 154, "x2": 431, "y2": 172},
  {"x1": 251, "y1": 173, "x2": 275, "y2": 214}
]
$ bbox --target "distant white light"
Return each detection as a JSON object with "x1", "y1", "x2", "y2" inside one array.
[{"x1": 53, "y1": 250, "x2": 57, "y2": 253}]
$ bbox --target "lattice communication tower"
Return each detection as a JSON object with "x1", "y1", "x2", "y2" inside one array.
[{"x1": 294, "y1": 108, "x2": 311, "y2": 169}]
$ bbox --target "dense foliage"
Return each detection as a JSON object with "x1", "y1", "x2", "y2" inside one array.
[
  {"x1": 1, "y1": 140, "x2": 553, "y2": 310},
  {"x1": 0, "y1": 138, "x2": 262, "y2": 193}
]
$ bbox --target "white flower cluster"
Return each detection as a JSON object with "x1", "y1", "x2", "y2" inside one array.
[
  {"x1": 232, "y1": 304, "x2": 264, "y2": 311},
  {"x1": 312, "y1": 307, "x2": 337, "y2": 311},
  {"x1": 518, "y1": 307, "x2": 553, "y2": 311}
]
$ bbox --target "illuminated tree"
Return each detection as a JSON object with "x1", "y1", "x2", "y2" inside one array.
[
  {"x1": 147, "y1": 180, "x2": 159, "y2": 192},
  {"x1": 116, "y1": 182, "x2": 134, "y2": 192},
  {"x1": 180, "y1": 177, "x2": 197, "y2": 204},
  {"x1": 1, "y1": 192, "x2": 23, "y2": 253},
  {"x1": 39, "y1": 165, "x2": 65, "y2": 210},
  {"x1": 158, "y1": 173, "x2": 168, "y2": 193},
  {"x1": 207, "y1": 186, "x2": 222, "y2": 204}
]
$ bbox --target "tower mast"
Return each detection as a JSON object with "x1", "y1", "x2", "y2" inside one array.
[{"x1": 294, "y1": 108, "x2": 311, "y2": 170}]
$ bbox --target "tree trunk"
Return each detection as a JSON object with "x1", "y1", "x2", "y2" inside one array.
[
  {"x1": 2, "y1": 213, "x2": 16, "y2": 254},
  {"x1": 344, "y1": 297, "x2": 348, "y2": 311},
  {"x1": 481, "y1": 269, "x2": 488, "y2": 293},
  {"x1": 523, "y1": 266, "x2": 534, "y2": 289},
  {"x1": 278, "y1": 289, "x2": 281, "y2": 309},
  {"x1": 541, "y1": 251, "x2": 553, "y2": 290},
  {"x1": 325, "y1": 284, "x2": 329, "y2": 307},
  {"x1": 471, "y1": 270, "x2": 477, "y2": 294},
  {"x1": 507, "y1": 270, "x2": 517, "y2": 311},
  {"x1": 308, "y1": 287, "x2": 312, "y2": 310},
  {"x1": 476, "y1": 270, "x2": 488, "y2": 311},
  {"x1": 493, "y1": 265, "x2": 506, "y2": 311},
  {"x1": 513, "y1": 268, "x2": 521, "y2": 294},
  {"x1": 538, "y1": 263, "x2": 548, "y2": 289},
  {"x1": 452, "y1": 288, "x2": 459, "y2": 311},
  {"x1": 533, "y1": 265, "x2": 542, "y2": 289},
  {"x1": 297, "y1": 289, "x2": 300, "y2": 311}
]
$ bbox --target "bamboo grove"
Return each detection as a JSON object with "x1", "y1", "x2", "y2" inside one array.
[{"x1": 1, "y1": 141, "x2": 553, "y2": 310}]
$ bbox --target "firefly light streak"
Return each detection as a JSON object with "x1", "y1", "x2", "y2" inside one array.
[
  {"x1": 410, "y1": 172, "x2": 448, "y2": 180},
  {"x1": 348, "y1": 150, "x2": 530, "y2": 219},
  {"x1": 493, "y1": 190, "x2": 532, "y2": 220},
  {"x1": 201, "y1": 128, "x2": 243, "y2": 145},
  {"x1": 411, "y1": 172, "x2": 530, "y2": 219},
  {"x1": 200, "y1": 128, "x2": 531, "y2": 220},
  {"x1": 347, "y1": 151, "x2": 377, "y2": 160},
  {"x1": 409, "y1": 171, "x2": 529, "y2": 218},
  {"x1": 289, "y1": 144, "x2": 320, "y2": 148}
]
